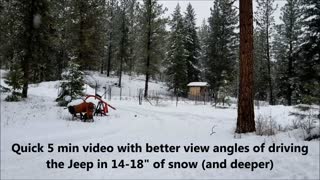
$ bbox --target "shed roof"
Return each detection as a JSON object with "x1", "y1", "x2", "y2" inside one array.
[{"x1": 187, "y1": 82, "x2": 209, "y2": 87}]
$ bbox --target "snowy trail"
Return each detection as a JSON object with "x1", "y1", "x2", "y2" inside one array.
[{"x1": 1, "y1": 89, "x2": 320, "y2": 179}]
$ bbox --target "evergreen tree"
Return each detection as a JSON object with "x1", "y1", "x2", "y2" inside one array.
[
  {"x1": 73, "y1": 0, "x2": 107, "y2": 70},
  {"x1": 253, "y1": 29, "x2": 270, "y2": 101},
  {"x1": 29, "y1": 0, "x2": 52, "y2": 82},
  {"x1": 127, "y1": 0, "x2": 140, "y2": 76},
  {"x1": 7, "y1": 0, "x2": 35, "y2": 98},
  {"x1": 255, "y1": 0, "x2": 277, "y2": 105},
  {"x1": 117, "y1": 0, "x2": 130, "y2": 87},
  {"x1": 4, "y1": 60, "x2": 24, "y2": 101},
  {"x1": 165, "y1": 4, "x2": 188, "y2": 96},
  {"x1": 1, "y1": 0, "x2": 55, "y2": 97},
  {"x1": 0, "y1": 0, "x2": 11, "y2": 69},
  {"x1": 48, "y1": 0, "x2": 107, "y2": 77},
  {"x1": 273, "y1": 24, "x2": 288, "y2": 103},
  {"x1": 137, "y1": 0, "x2": 167, "y2": 98},
  {"x1": 49, "y1": 0, "x2": 73, "y2": 80},
  {"x1": 198, "y1": 19, "x2": 210, "y2": 80},
  {"x1": 56, "y1": 61, "x2": 85, "y2": 106},
  {"x1": 274, "y1": 0, "x2": 303, "y2": 105},
  {"x1": 206, "y1": 0, "x2": 238, "y2": 99},
  {"x1": 105, "y1": 0, "x2": 118, "y2": 76},
  {"x1": 183, "y1": 3, "x2": 200, "y2": 83},
  {"x1": 295, "y1": 0, "x2": 320, "y2": 105}
]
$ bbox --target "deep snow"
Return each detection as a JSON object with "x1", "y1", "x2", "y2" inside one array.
[{"x1": 0, "y1": 72, "x2": 319, "y2": 179}]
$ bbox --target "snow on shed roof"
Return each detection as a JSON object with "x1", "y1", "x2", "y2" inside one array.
[{"x1": 187, "y1": 82, "x2": 209, "y2": 87}]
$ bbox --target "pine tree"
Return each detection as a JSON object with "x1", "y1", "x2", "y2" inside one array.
[
  {"x1": 253, "y1": 29, "x2": 269, "y2": 101},
  {"x1": 274, "y1": 0, "x2": 303, "y2": 105},
  {"x1": 11, "y1": 0, "x2": 36, "y2": 98},
  {"x1": 255, "y1": 0, "x2": 277, "y2": 105},
  {"x1": 165, "y1": 4, "x2": 188, "y2": 96},
  {"x1": 1, "y1": 0, "x2": 54, "y2": 97},
  {"x1": 4, "y1": 60, "x2": 24, "y2": 101},
  {"x1": 49, "y1": 0, "x2": 73, "y2": 80},
  {"x1": 183, "y1": 3, "x2": 200, "y2": 83},
  {"x1": 273, "y1": 24, "x2": 288, "y2": 104},
  {"x1": 126, "y1": 0, "x2": 140, "y2": 76},
  {"x1": 106, "y1": 0, "x2": 117, "y2": 76},
  {"x1": 206, "y1": 0, "x2": 238, "y2": 99},
  {"x1": 56, "y1": 61, "x2": 85, "y2": 106},
  {"x1": 77, "y1": 0, "x2": 107, "y2": 70},
  {"x1": 198, "y1": 19, "x2": 210, "y2": 80},
  {"x1": 0, "y1": 0, "x2": 11, "y2": 69},
  {"x1": 137, "y1": 0, "x2": 167, "y2": 98},
  {"x1": 295, "y1": 0, "x2": 320, "y2": 105},
  {"x1": 117, "y1": 0, "x2": 130, "y2": 87}
]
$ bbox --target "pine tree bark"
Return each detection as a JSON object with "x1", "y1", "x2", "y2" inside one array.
[
  {"x1": 287, "y1": 42, "x2": 293, "y2": 105},
  {"x1": 118, "y1": 10, "x2": 126, "y2": 88},
  {"x1": 22, "y1": 0, "x2": 35, "y2": 98},
  {"x1": 107, "y1": 0, "x2": 114, "y2": 77},
  {"x1": 287, "y1": 14, "x2": 294, "y2": 105},
  {"x1": 266, "y1": 1, "x2": 274, "y2": 105},
  {"x1": 79, "y1": 1, "x2": 85, "y2": 70},
  {"x1": 236, "y1": 0, "x2": 255, "y2": 133},
  {"x1": 144, "y1": 0, "x2": 152, "y2": 98}
]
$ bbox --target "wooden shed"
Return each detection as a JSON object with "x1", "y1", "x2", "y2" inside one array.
[{"x1": 187, "y1": 82, "x2": 209, "y2": 100}]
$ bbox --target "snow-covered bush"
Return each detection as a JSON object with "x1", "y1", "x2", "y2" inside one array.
[
  {"x1": 4, "y1": 61, "x2": 24, "y2": 102},
  {"x1": 255, "y1": 115, "x2": 277, "y2": 136},
  {"x1": 290, "y1": 105, "x2": 320, "y2": 141},
  {"x1": 56, "y1": 61, "x2": 84, "y2": 106}
]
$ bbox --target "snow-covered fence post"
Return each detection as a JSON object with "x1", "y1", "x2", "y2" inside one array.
[
  {"x1": 138, "y1": 88, "x2": 143, "y2": 105},
  {"x1": 103, "y1": 85, "x2": 107, "y2": 99},
  {"x1": 108, "y1": 85, "x2": 112, "y2": 101},
  {"x1": 120, "y1": 86, "x2": 122, "y2": 100}
]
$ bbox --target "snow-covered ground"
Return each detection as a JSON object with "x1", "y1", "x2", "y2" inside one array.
[
  {"x1": 84, "y1": 71, "x2": 169, "y2": 98},
  {"x1": 1, "y1": 72, "x2": 319, "y2": 179}
]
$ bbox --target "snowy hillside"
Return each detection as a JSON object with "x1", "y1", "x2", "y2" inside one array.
[
  {"x1": 1, "y1": 72, "x2": 319, "y2": 179},
  {"x1": 84, "y1": 71, "x2": 169, "y2": 98}
]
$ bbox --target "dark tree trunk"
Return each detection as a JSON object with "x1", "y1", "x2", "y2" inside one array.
[
  {"x1": 287, "y1": 41, "x2": 293, "y2": 105},
  {"x1": 107, "y1": 0, "x2": 114, "y2": 77},
  {"x1": 107, "y1": 32, "x2": 113, "y2": 77},
  {"x1": 118, "y1": 10, "x2": 126, "y2": 88},
  {"x1": 236, "y1": 0, "x2": 255, "y2": 133},
  {"x1": 128, "y1": 48, "x2": 134, "y2": 76},
  {"x1": 100, "y1": 58, "x2": 104, "y2": 74},
  {"x1": 22, "y1": 0, "x2": 35, "y2": 98},
  {"x1": 119, "y1": 56, "x2": 123, "y2": 87},
  {"x1": 144, "y1": 0, "x2": 151, "y2": 98},
  {"x1": 79, "y1": 1, "x2": 85, "y2": 69},
  {"x1": 266, "y1": 1, "x2": 274, "y2": 105}
]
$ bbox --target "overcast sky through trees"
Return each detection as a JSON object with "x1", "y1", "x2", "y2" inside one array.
[{"x1": 160, "y1": 0, "x2": 286, "y2": 25}]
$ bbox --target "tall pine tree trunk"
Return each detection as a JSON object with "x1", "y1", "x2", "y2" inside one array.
[
  {"x1": 118, "y1": 9, "x2": 126, "y2": 88},
  {"x1": 266, "y1": 1, "x2": 274, "y2": 105},
  {"x1": 107, "y1": 0, "x2": 114, "y2": 77},
  {"x1": 22, "y1": 0, "x2": 35, "y2": 98},
  {"x1": 100, "y1": 56, "x2": 104, "y2": 74},
  {"x1": 144, "y1": 0, "x2": 151, "y2": 98},
  {"x1": 236, "y1": 0, "x2": 255, "y2": 133},
  {"x1": 287, "y1": 42, "x2": 293, "y2": 105},
  {"x1": 79, "y1": 1, "x2": 85, "y2": 69}
]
